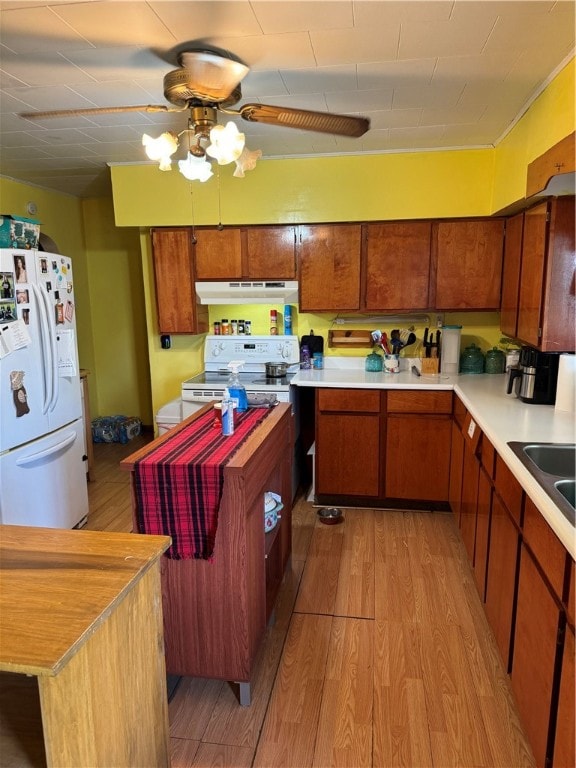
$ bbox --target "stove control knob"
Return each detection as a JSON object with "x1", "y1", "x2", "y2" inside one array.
[
  {"x1": 211, "y1": 341, "x2": 224, "y2": 356},
  {"x1": 280, "y1": 342, "x2": 291, "y2": 359}
]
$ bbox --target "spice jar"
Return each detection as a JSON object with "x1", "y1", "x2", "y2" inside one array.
[{"x1": 485, "y1": 346, "x2": 506, "y2": 374}]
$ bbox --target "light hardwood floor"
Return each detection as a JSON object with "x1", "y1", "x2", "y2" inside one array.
[{"x1": 86, "y1": 438, "x2": 535, "y2": 768}]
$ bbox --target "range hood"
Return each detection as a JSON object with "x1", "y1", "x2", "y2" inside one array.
[{"x1": 196, "y1": 280, "x2": 299, "y2": 305}]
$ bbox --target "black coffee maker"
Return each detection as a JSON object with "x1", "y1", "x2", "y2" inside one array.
[{"x1": 507, "y1": 346, "x2": 560, "y2": 404}]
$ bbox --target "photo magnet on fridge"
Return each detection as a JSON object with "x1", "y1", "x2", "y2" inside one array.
[{"x1": 10, "y1": 370, "x2": 30, "y2": 417}]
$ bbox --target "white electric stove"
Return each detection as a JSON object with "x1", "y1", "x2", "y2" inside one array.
[{"x1": 181, "y1": 335, "x2": 300, "y2": 417}]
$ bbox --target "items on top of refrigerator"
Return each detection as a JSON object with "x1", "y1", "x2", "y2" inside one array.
[{"x1": 0, "y1": 215, "x2": 40, "y2": 250}]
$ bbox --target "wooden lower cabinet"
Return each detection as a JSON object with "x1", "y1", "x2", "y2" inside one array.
[
  {"x1": 315, "y1": 388, "x2": 382, "y2": 498},
  {"x1": 460, "y1": 440, "x2": 480, "y2": 564},
  {"x1": 474, "y1": 467, "x2": 492, "y2": 600},
  {"x1": 385, "y1": 414, "x2": 451, "y2": 501},
  {"x1": 315, "y1": 388, "x2": 452, "y2": 505},
  {"x1": 511, "y1": 544, "x2": 561, "y2": 768},
  {"x1": 385, "y1": 390, "x2": 452, "y2": 502},
  {"x1": 449, "y1": 420, "x2": 465, "y2": 523},
  {"x1": 554, "y1": 625, "x2": 575, "y2": 768},
  {"x1": 484, "y1": 492, "x2": 520, "y2": 671}
]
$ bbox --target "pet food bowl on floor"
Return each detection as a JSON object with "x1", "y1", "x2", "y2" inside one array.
[{"x1": 317, "y1": 507, "x2": 344, "y2": 525}]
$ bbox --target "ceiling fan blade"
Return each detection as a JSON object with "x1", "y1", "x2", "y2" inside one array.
[
  {"x1": 19, "y1": 104, "x2": 184, "y2": 120},
  {"x1": 238, "y1": 104, "x2": 370, "y2": 138}
]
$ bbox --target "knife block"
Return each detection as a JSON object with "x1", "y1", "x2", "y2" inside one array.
[{"x1": 421, "y1": 357, "x2": 439, "y2": 375}]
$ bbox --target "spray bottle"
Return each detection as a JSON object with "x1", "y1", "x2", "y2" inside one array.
[
  {"x1": 221, "y1": 388, "x2": 235, "y2": 436},
  {"x1": 227, "y1": 360, "x2": 248, "y2": 412}
]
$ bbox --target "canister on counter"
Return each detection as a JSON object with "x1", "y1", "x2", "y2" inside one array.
[
  {"x1": 485, "y1": 347, "x2": 506, "y2": 374},
  {"x1": 313, "y1": 352, "x2": 324, "y2": 369}
]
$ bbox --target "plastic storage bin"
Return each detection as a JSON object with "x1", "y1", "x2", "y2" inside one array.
[{"x1": 155, "y1": 398, "x2": 183, "y2": 436}]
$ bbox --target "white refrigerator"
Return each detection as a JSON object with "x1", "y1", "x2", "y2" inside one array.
[{"x1": 0, "y1": 248, "x2": 89, "y2": 528}]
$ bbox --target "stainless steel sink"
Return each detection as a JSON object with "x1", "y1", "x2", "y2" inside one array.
[
  {"x1": 555, "y1": 480, "x2": 575, "y2": 520},
  {"x1": 508, "y1": 442, "x2": 576, "y2": 527},
  {"x1": 522, "y1": 444, "x2": 576, "y2": 477}
]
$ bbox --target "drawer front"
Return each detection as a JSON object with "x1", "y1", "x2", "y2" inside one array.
[
  {"x1": 523, "y1": 497, "x2": 567, "y2": 601},
  {"x1": 317, "y1": 388, "x2": 381, "y2": 413},
  {"x1": 387, "y1": 390, "x2": 452, "y2": 414},
  {"x1": 495, "y1": 455, "x2": 523, "y2": 526}
]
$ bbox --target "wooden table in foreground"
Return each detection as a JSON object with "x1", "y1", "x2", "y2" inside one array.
[
  {"x1": 0, "y1": 525, "x2": 171, "y2": 768},
  {"x1": 121, "y1": 402, "x2": 293, "y2": 706}
]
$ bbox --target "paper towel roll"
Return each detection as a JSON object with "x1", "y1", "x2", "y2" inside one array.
[{"x1": 555, "y1": 353, "x2": 576, "y2": 413}]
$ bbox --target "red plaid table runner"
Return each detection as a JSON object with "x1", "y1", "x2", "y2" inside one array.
[{"x1": 134, "y1": 407, "x2": 271, "y2": 560}]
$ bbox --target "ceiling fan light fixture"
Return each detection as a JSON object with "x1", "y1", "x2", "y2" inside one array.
[
  {"x1": 178, "y1": 151, "x2": 213, "y2": 182},
  {"x1": 142, "y1": 131, "x2": 178, "y2": 170},
  {"x1": 206, "y1": 122, "x2": 245, "y2": 165},
  {"x1": 233, "y1": 147, "x2": 263, "y2": 178}
]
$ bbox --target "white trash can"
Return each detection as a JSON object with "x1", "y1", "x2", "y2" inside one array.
[{"x1": 155, "y1": 398, "x2": 183, "y2": 436}]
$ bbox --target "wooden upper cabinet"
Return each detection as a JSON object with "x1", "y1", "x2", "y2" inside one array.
[
  {"x1": 517, "y1": 196, "x2": 575, "y2": 352},
  {"x1": 364, "y1": 221, "x2": 432, "y2": 310},
  {"x1": 193, "y1": 225, "x2": 297, "y2": 280},
  {"x1": 517, "y1": 202, "x2": 547, "y2": 347},
  {"x1": 298, "y1": 224, "x2": 362, "y2": 311},
  {"x1": 500, "y1": 212, "x2": 524, "y2": 339},
  {"x1": 151, "y1": 228, "x2": 209, "y2": 335},
  {"x1": 433, "y1": 219, "x2": 505, "y2": 310},
  {"x1": 245, "y1": 226, "x2": 297, "y2": 278},
  {"x1": 194, "y1": 227, "x2": 243, "y2": 279}
]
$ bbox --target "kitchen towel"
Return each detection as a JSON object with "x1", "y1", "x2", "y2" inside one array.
[
  {"x1": 555, "y1": 353, "x2": 576, "y2": 413},
  {"x1": 133, "y1": 407, "x2": 270, "y2": 560}
]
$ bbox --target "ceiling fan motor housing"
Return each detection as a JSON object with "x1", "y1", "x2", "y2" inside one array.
[{"x1": 163, "y1": 68, "x2": 242, "y2": 108}]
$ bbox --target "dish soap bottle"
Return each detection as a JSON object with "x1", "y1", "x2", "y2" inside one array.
[{"x1": 227, "y1": 360, "x2": 248, "y2": 412}]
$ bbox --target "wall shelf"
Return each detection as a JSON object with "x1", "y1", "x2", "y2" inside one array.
[{"x1": 328, "y1": 330, "x2": 373, "y2": 348}]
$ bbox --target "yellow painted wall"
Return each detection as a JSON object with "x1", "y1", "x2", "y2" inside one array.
[
  {"x1": 492, "y1": 58, "x2": 575, "y2": 211},
  {"x1": 111, "y1": 148, "x2": 495, "y2": 227},
  {"x1": 82, "y1": 198, "x2": 152, "y2": 423}
]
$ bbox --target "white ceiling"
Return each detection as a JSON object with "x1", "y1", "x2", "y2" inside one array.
[{"x1": 0, "y1": 0, "x2": 574, "y2": 198}]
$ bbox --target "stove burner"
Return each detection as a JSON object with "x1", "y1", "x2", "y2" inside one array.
[{"x1": 250, "y1": 376, "x2": 291, "y2": 385}]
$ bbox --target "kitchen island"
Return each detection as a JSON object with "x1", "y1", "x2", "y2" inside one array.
[
  {"x1": 0, "y1": 525, "x2": 171, "y2": 767},
  {"x1": 121, "y1": 402, "x2": 293, "y2": 706}
]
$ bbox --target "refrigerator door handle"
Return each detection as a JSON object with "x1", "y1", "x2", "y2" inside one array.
[
  {"x1": 31, "y1": 283, "x2": 52, "y2": 414},
  {"x1": 38, "y1": 283, "x2": 59, "y2": 412},
  {"x1": 15, "y1": 430, "x2": 77, "y2": 466}
]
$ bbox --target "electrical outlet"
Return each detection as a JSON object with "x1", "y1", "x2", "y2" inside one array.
[{"x1": 436, "y1": 314, "x2": 444, "y2": 328}]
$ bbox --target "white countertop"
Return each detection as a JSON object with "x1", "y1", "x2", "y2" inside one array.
[{"x1": 291, "y1": 359, "x2": 576, "y2": 557}]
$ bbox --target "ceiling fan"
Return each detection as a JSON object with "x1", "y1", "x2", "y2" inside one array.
[{"x1": 19, "y1": 48, "x2": 370, "y2": 140}]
